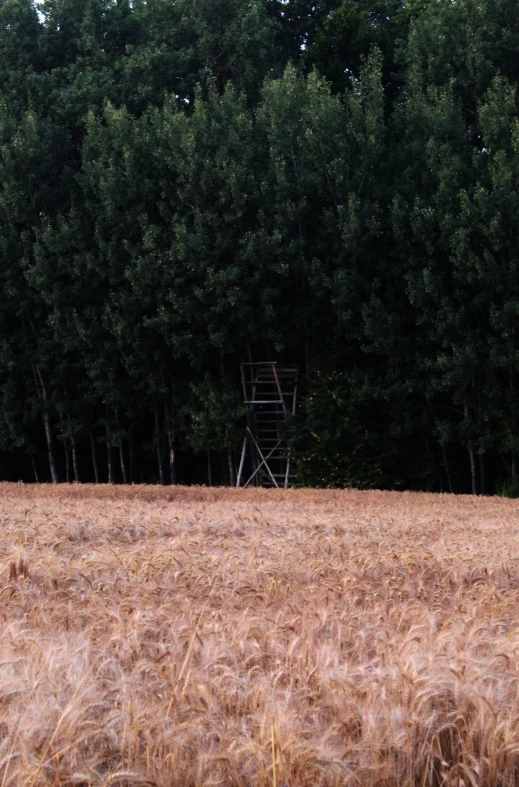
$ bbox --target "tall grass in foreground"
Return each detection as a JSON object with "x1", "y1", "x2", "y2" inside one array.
[{"x1": 0, "y1": 484, "x2": 518, "y2": 785}]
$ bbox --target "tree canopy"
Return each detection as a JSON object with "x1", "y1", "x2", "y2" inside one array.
[{"x1": 1, "y1": 0, "x2": 519, "y2": 492}]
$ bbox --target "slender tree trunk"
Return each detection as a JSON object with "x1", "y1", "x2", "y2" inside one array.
[
  {"x1": 107, "y1": 444, "x2": 113, "y2": 483},
  {"x1": 156, "y1": 443, "x2": 164, "y2": 484},
  {"x1": 442, "y1": 443, "x2": 454, "y2": 494},
  {"x1": 168, "y1": 431, "x2": 176, "y2": 485},
  {"x1": 29, "y1": 450, "x2": 39, "y2": 483},
  {"x1": 207, "y1": 450, "x2": 213, "y2": 487},
  {"x1": 425, "y1": 394, "x2": 453, "y2": 494},
  {"x1": 468, "y1": 445, "x2": 477, "y2": 495},
  {"x1": 130, "y1": 436, "x2": 136, "y2": 484},
  {"x1": 465, "y1": 401, "x2": 478, "y2": 495},
  {"x1": 64, "y1": 437, "x2": 71, "y2": 483},
  {"x1": 90, "y1": 432, "x2": 100, "y2": 484},
  {"x1": 106, "y1": 409, "x2": 114, "y2": 483},
  {"x1": 72, "y1": 438, "x2": 80, "y2": 483},
  {"x1": 479, "y1": 452, "x2": 486, "y2": 496},
  {"x1": 33, "y1": 366, "x2": 58, "y2": 483},
  {"x1": 510, "y1": 362, "x2": 516, "y2": 483},
  {"x1": 119, "y1": 441, "x2": 128, "y2": 484},
  {"x1": 165, "y1": 402, "x2": 176, "y2": 485},
  {"x1": 475, "y1": 378, "x2": 485, "y2": 495},
  {"x1": 106, "y1": 423, "x2": 114, "y2": 484},
  {"x1": 41, "y1": 411, "x2": 58, "y2": 483},
  {"x1": 154, "y1": 402, "x2": 165, "y2": 485},
  {"x1": 228, "y1": 450, "x2": 236, "y2": 487}
]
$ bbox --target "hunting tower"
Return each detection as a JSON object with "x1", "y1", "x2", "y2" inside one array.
[{"x1": 236, "y1": 362, "x2": 298, "y2": 488}]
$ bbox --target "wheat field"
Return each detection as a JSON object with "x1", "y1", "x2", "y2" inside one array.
[{"x1": 1, "y1": 484, "x2": 519, "y2": 786}]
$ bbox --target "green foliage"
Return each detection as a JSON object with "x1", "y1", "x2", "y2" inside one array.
[
  {"x1": 497, "y1": 479, "x2": 519, "y2": 499},
  {"x1": 182, "y1": 374, "x2": 246, "y2": 454},
  {"x1": 292, "y1": 366, "x2": 388, "y2": 489},
  {"x1": 0, "y1": 0, "x2": 519, "y2": 490}
]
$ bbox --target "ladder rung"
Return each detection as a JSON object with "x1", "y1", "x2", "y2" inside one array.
[
  {"x1": 250, "y1": 391, "x2": 295, "y2": 397},
  {"x1": 245, "y1": 400, "x2": 284, "y2": 404}
]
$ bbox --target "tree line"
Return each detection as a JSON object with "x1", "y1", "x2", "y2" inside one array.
[{"x1": 1, "y1": 0, "x2": 519, "y2": 493}]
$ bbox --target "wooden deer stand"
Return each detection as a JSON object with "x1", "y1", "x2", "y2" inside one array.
[{"x1": 236, "y1": 362, "x2": 298, "y2": 488}]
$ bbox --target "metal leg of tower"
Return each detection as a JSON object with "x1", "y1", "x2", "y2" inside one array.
[
  {"x1": 236, "y1": 436, "x2": 247, "y2": 487},
  {"x1": 243, "y1": 428, "x2": 280, "y2": 488},
  {"x1": 284, "y1": 450, "x2": 291, "y2": 490}
]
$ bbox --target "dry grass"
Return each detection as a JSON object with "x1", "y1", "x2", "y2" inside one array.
[{"x1": 0, "y1": 484, "x2": 518, "y2": 785}]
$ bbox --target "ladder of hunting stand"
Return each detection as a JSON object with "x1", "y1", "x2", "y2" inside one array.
[{"x1": 236, "y1": 362, "x2": 298, "y2": 488}]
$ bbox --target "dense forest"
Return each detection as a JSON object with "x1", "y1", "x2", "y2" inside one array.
[{"x1": 1, "y1": 0, "x2": 519, "y2": 493}]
